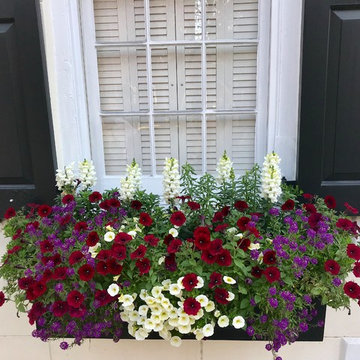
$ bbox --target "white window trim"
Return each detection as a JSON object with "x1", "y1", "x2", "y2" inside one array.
[{"x1": 40, "y1": 0, "x2": 303, "y2": 192}]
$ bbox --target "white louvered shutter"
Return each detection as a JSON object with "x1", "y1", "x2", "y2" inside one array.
[{"x1": 91, "y1": 0, "x2": 259, "y2": 183}]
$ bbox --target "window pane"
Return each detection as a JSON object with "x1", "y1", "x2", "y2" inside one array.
[
  {"x1": 102, "y1": 116, "x2": 151, "y2": 175},
  {"x1": 206, "y1": 114, "x2": 255, "y2": 175},
  {"x1": 97, "y1": 49, "x2": 148, "y2": 112},
  {"x1": 206, "y1": 45, "x2": 257, "y2": 110},
  {"x1": 152, "y1": 46, "x2": 202, "y2": 111},
  {"x1": 153, "y1": 115, "x2": 203, "y2": 174},
  {"x1": 206, "y1": 0, "x2": 258, "y2": 40},
  {"x1": 94, "y1": 0, "x2": 146, "y2": 42}
]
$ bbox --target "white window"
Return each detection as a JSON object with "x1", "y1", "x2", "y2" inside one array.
[{"x1": 81, "y1": 0, "x2": 270, "y2": 193}]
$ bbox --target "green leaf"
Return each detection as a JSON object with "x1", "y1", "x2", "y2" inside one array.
[{"x1": 240, "y1": 298, "x2": 250, "y2": 309}]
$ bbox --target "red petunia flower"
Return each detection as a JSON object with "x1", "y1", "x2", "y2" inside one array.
[
  {"x1": 234, "y1": 200, "x2": 248, "y2": 212},
  {"x1": 139, "y1": 212, "x2": 153, "y2": 227},
  {"x1": 136, "y1": 257, "x2": 151, "y2": 275},
  {"x1": 238, "y1": 238, "x2": 251, "y2": 252},
  {"x1": 251, "y1": 266, "x2": 263, "y2": 278},
  {"x1": 96, "y1": 250, "x2": 112, "y2": 261},
  {"x1": 347, "y1": 244, "x2": 360, "y2": 260},
  {"x1": 194, "y1": 226, "x2": 211, "y2": 250},
  {"x1": 337, "y1": 218, "x2": 354, "y2": 232},
  {"x1": 214, "y1": 287, "x2": 229, "y2": 305},
  {"x1": 237, "y1": 216, "x2": 251, "y2": 231},
  {"x1": 130, "y1": 245, "x2": 147, "y2": 259},
  {"x1": 67, "y1": 290, "x2": 85, "y2": 308},
  {"x1": 187, "y1": 201, "x2": 200, "y2": 210},
  {"x1": 263, "y1": 250, "x2": 277, "y2": 265},
  {"x1": 353, "y1": 262, "x2": 360, "y2": 278},
  {"x1": 96, "y1": 261, "x2": 109, "y2": 275},
  {"x1": 107, "y1": 198, "x2": 120, "y2": 208},
  {"x1": 281, "y1": 199, "x2": 295, "y2": 211},
  {"x1": 324, "y1": 259, "x2": 340, "y2": 275},
  {"x1": 107, "y1": 258, "x2": 123, "y2": 275},
  {"x1": 39, "y1": 240, "x2": 54, "y2": 254},
  {"x1": 165, "y1": 253, "x2": 177, "y2": 272},
  {"x1": 111, "y1": 243, "x2": 127, "y2": 261},
  {"x1": 163, "y1": 234, "x2": 174, "y2": 246},
  {"x1": 59, "y1": 214, "x2": 72, "y2": 226},
  {"x1": 324, "y1": 195, "x2": 336, "y2": 209},
  {"x1": 52, "y1": 267, "x2": 68, "y2": 280},
  {"x1": 62, "y1": 194, "x2": 74, "y2": 205},
  {"x1": 18, "y1": 277, "x2": 34, "y2": 290},
  {"x1": 89, "y1": 191, "x2": 102, "y2": 203},
  {"x1": 212, "y1": 211, "x2": 224, "y2": 223},
  {"x1": 131, "y1": 200, "x2": 142, "y2": 210},
  {"x1": 144, "y1": 234, "x2": 160, "y2": 247},
  {"x1": 263, "y1": 266, "x2": 281, "y2": 283},
  {"x1": 201, "y1": 250, "x2": 217, "y2": 265},
  {"x1": 308, "y1": 213, "x2": 322, "y2": 229},
  {"x1": 95, "y1": 290, "x2": 113, "y2": 307},
  {"x1": 86, "y1": 231, "x2": 99, "y2": 247},
  {"x1": 183, "y1": 297, "x2": 201, "y2": 316},
  {"x1": 209, "y1": 238, "x2": 223, "y2": 256},
  {"x1": 0, "y1": 291, "x2": 5, "y2": 307},
  {"x1": 28, "y1": 302, "x2": 46, "y2": 325},
  {"x1": 74, "y1": 221, "x2": 88, "y2": 232},
  {"x1": 69, "y1": 251, "x2": 84, "y2": 265},
  {"x1": 214, "y1": 223, "x2": 229, "y2": 232},
  {"x1": 99, "y1": 200, "x2": 110, "y2": 211},
  {"x1": 38, "y1": 205, "x2": 52, "y2": 218},
  {"x1": 170, "y1": 211, "x2": 186, "y2": 226},
  {"x1": 12, "y1": 228, "x2": 22, "y2": 240},
  {"x1": 167, "y1": 238, "x2": 182, "y2": 254},
  {"x1": 303, "y1": 193, "x2": 313, "y2": 200},
  {"x1": 182, "y1": 273, "x2": 198, "y2": 291},
  {"x1": 32, "y1": 281, "x2": 47, "y2": 298},
  {"x1": 344, "y1": 202, "x2": 359, "y2": 215},
  {"x1": 4, "y1": 207, "x2": 16, "y2": 219},
  {"x1": 209, "y1": 272, "x2": 222, "y2": 288},
  {"x1": 78, "y1": 264, "x2": 95, "y2": 281},
  {"x1": 69, "y1": 304, "x2": 87, "y2": 318},
  {"x1": 216, "y1": 249, "x2": 232, "y2": 267},
  {"x1": 41, "y1": 269, "x2": 53, "y2": 283},
  {"x1": 303, "y1": 203, "x2": 317, "y2": 214},
  {"x1": 114, "y1": 232, "x2": 132, "y2": 244},
  {"x1": 52, "y1": 301, "x2": 68, "y2": 317},
  {"x1": 8, "y1": 245, "x2": 21, "y2": 255},
  {"x1": 344, "y1": 281, "x2": 360, "y2": 299},
  {"x1": 221, "y1": 206, "x2": 231, "y2": 217}
]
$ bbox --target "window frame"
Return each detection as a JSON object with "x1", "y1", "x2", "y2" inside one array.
[{"x1": 40, "y1": 0, "x2": 303, "y2": 192}]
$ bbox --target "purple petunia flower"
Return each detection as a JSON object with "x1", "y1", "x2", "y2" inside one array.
[
  {"x1": 332, "y1": 277, "x2": 342, "y2": 287},
  {"x1": 269, "y1": 287, "x2": 277, "y2": 296},
  {"x1": 269, "y1": 298, "x2": 278, "y2": 308},
  {"x1": 60, "y1": 341, "x2": 69, "y2": 350}
]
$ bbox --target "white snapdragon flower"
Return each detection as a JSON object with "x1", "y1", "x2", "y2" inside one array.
[
  {"x1": 218, "y1": 315, "x2": 230, "y2": 328},
  {"x1": 261, "y1": 152, "x2": 282, "y2": 203},
  {"x1": 232, "y1": 315, "x2": 245, "y2": 329},
  {"x1": 120, "y1": 159, "x2": 142, "y2": 201},
  {"x1": 162, "y1": 158, "x2": 181, "y2": 204},
  {"x1": 216, "y1": 151, "x2": 234, "y2": 184},
  {"x1": 78, "y1": 159, "x2": 96, "y2": 189},
  {"x1": 107, "y1": 283, "x2": 120, "y2": 297},
  {"x1": 55, "y1": 162, "x2": 76, "y2": 192}
]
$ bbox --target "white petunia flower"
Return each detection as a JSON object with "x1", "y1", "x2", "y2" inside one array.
[
  {"x1": 216, "y1": 151, "x2": 234, "y2": 184},
  {"x1": 138, "y1": 305, "x2": 149, "y2": 317},
  {"x1": 163, "y1": 158, "x2": 181, "y2": 204},
  {"x1": 232, "y1": 316, "x2": 245, "y2": 329},
  {"x1": 120, "y1": 159, "x2": 142, "y2": 201},
  {"x1": 178, "y1": 314, "x2": 190, "y2": 326},
  {"x1": 128, "y1": 230, "x2": 137, "y2": 238},
  {"x1": 107, "y1": 283, "x2": 120, "y2": 297},
  {"x1": 261, "y1": 152, "x2": 282, "y2": 203},
  {"x1": 78, "y1": 159, "x2": 97, "y2": 189},
  {"x1": 104, "y1": 231, "x2": 115, "y2": 242},
  {"x1": 214, "y1": 310, "x2": 221, "y2": 318},
  {"x1": 195, "y1": 276, "x2": 204, "y2": 289},
  {"x1": 202, "y1": 324, "x2": 214, "y2": 337},
  {"x1": 205, "y1": 300, "x2": 215, "y2": 312},
  {"x1": 151, "y1": 286, "x2": 163, "y2": 298},
  {"x1": 249, "y1": 243, "x2": 260, "y2": 250},
  {"x1": 193, "y1": 308, "x2": 204, "y2": 320},
  {"x1": 129, "y1": 310, "x2": 139, "y2": 322},
  {"x1": 218, "y1": 315, "x2": 230, "y2": 328},
  {"x1": 170, "y1": 336, "x2": 182, "y2": 347},
  {"x1": 195, "y1": 295, "x2": 209, "y2": 307},
  {"x1": 223, "y1": 276, "x2": 236, "y2": 285},
  {"x1": 227, "y1": 292, "x2": 235, "y2": 301},
  {"x1": 177, "y1": 277, "x2": 185, "y2": 289},
  {"x1": 122, "y1": 294, "x2": 134, "y2": 307},
  {"x1": 139, "y1": 289, "x2": 148, "y2": 300},
  {"x1": 135, "y1": 328, "x2": 149, "y2": 341},
  {"x1": 158, "y1": 256, "x2": 165, "y2": 265},
  {"x1": 89, "y1": 242, "x2": 101, "y2": 258},
  {"x1": 178, "y1": 324, "x2": 192, "y2": 334},
  {"x1": 162, "y1": 279, "x2": 171, "y2": 290},
  {"x1": 169, "y1": 228, "x2": 179, "y2": 237},
  {"x1": 194, "y1": 329, "x2": 204, "y2": 340},
  {"x1": 159, "y1": 329, "x2": 171, "y2": 341},
  {"x1": 144, "y1": 318, "x2": 156, "y2": 330}
]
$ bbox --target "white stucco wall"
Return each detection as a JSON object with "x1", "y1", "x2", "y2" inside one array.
[{"x1": 1, "y1": 223, "x2": 360, "y2": 360}]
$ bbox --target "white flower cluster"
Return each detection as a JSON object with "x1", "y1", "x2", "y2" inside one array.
[
  {"x1": 163, "y1": 158, "x2": 181, "y2": 204},
  {"x1": 261, "y1": 152, "x2": 282, "y2": 203},
  {"x1": 120, "y1": 160, "x2": 142, "y2": 201},
  {"x1": 55, "y1": 162, "x2": 77, "y2": 192},
  {"x1": 216, "y1": 151, "x2": 234, "y2": 184},
  {"x1": 78, "y1": 159, "x2": 97, "y2": 189},
  {"x1": 117, "y1": 276, "x2": 245, "y2": 346}
]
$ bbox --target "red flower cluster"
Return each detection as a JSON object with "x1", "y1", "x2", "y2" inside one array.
[
  {"x1": 4, "y1": 207, "x2": 16, "y2": 219},
  {"x1": 234, "y1": 200, "x2": 248, "y2": 211},
  {"x1": 139, "y1": 212, "x2": 153, "y2": 227},
  {"x1": 281, "y1": 199, "x2": 295, "y2": 211},
  {"x1": 135, "y1": 258, "x2": 151, "y2": 275},
  {"x1": 324, "y1": 195, "x2": 336, "y2": 209},
  {"x1": 170, "y1": 211, "x2": 186, "y2": 226}
]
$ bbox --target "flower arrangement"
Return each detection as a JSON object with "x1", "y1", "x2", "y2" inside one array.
[{"x1": 1, "y1": 153, "x2": 360, "y2": 359}]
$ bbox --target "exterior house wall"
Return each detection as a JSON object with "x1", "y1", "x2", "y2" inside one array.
[{"x1": 1, "y1": 223, "x2": 360, "y2": 359}]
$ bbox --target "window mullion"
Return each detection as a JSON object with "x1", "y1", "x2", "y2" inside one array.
[
  {"x1": 144, "y1": 0, "x2": 156, "y2": 176},
  {"x1": 201, "y1": 0, "x2": 207, "y2": 175}
]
